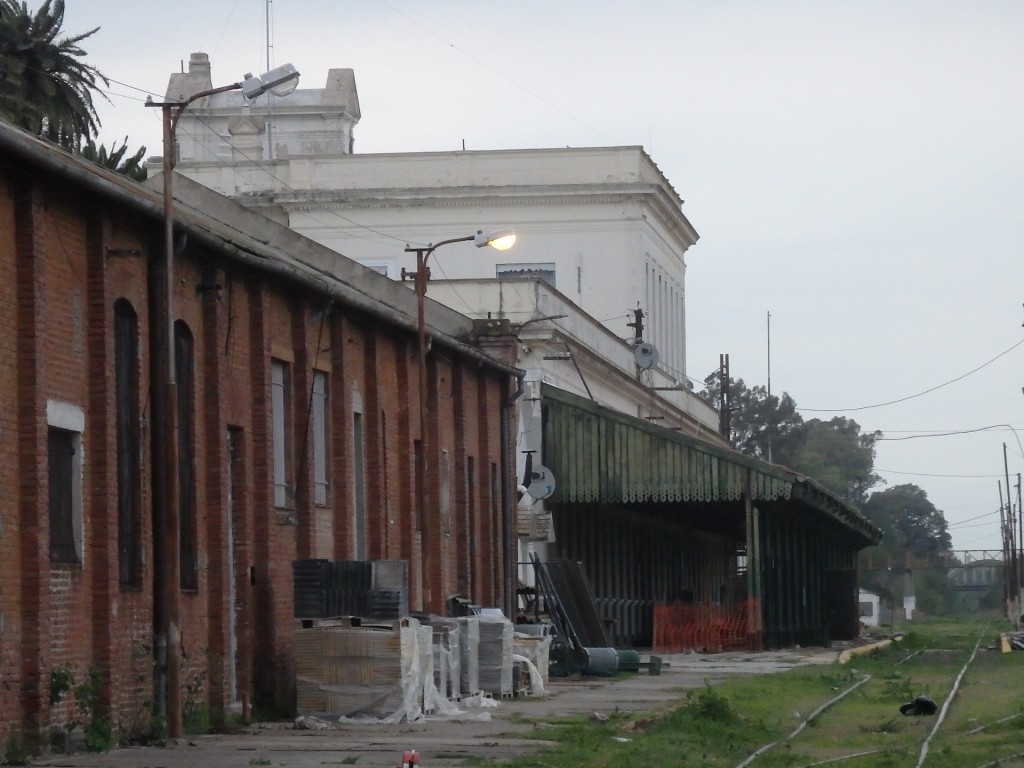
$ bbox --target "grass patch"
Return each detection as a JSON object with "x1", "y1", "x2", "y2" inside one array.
[{"x1": 491, "y1": 614, "x2": 1020, "y2": 768}]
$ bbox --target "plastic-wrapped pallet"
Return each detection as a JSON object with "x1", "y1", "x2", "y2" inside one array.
[
  {"x1": 295, "y1": 616, "x2": 449, "y2": 723},
  {"x1": 458, "y1": 616, "x2": 480, "y2": 696},
  {"x1": 294, "y1": 619, "x2": 405, "y2": 718},
  {"x1": 513, "y1": 633, "x2": 552, "y2": 695},
  {"x1": 477, "y1": 613, "x2": 513, "y2": 697},
  {"x1": 430, "y1": 618, "x2": 462, "y2": 700},
  {"x1": 413, "y1": 623, "x2": 434, "y2": 713}
]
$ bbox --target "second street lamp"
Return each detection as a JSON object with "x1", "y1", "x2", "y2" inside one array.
[{"x1": 404, "y1": 229, "x2": 516, "y2": 609}]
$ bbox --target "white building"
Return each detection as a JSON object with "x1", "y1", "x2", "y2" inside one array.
[
  {"x1": 858, "y1": 589, "x2": 881, "y2": 628},
  {"x1": 162, "y1": 53, "x2": 706, "y2": 423}
]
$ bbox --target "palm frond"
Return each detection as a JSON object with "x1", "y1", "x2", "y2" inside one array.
[{"x1": 0, "y1": 0, "x2": 107, "y2": 147}]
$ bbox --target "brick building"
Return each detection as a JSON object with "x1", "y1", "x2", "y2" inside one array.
[{"x1": 0, "y1": 121, "x2": 521, "y2": 748}]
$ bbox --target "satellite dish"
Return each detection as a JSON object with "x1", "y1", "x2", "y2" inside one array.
[
  {"x1": 634, "y1": 342, "x2": 660, "y2": 370},
  {"x1": 526, "y1": 464, "x2": 556, "y2": 500}
]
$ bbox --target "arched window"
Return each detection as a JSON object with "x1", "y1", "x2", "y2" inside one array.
[
  {"x1": 115, "y1": 299, "x2": 142, "y2": 587},
  {"x1": 175, "y1": 320, "x2": 198, "y2": 590}
]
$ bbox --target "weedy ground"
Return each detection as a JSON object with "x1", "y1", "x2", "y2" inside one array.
[{"x1": 486, "y1": 614, "x2": 1024, "y2": 768}]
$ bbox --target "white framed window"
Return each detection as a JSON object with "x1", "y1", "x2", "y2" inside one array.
[
  {"x1": 271, "y1": 359, "x2": 292, "y2": 507},
  {"x1": 312, "y1": 370, "x2": 329, "y2": 505}
]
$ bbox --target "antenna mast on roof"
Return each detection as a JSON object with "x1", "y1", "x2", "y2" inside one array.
[
  {"x1": 767, "y1": 310, "x2": 772, "y2": 463},
  {"x1": 265, "y1": 0, "x2": 276, "y2": 161},
  {"x1": 266, "y1": 0, "x2": 274, "y2": 71}
]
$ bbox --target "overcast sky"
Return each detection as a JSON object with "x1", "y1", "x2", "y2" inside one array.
[{"x1": 66, "y1": 0, "x2": 1024, "y2": 551}]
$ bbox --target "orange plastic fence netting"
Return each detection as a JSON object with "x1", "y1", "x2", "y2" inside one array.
[{"x1": 652, "y1": 601, "x2": 761, "y2": 653}]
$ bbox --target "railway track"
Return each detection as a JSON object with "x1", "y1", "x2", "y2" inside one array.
[{"x1": 733, "y1": 621, "x2": 1024, "y2": 768}]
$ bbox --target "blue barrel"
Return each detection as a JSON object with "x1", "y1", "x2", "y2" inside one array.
[
  {"x1": 581, "y1": 647, "x2": 619, "y2": 677},
  {"x1": 616, "y1": 648, "x2": 641, "y2": 672}
]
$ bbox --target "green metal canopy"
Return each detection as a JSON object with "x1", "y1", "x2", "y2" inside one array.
[{"x1": 541, "y1": 385, "x2": 881, "y2": 545}]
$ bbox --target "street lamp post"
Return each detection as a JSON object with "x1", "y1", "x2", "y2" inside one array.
[
  {"x1": 403, "y1": 229, "x2": 516, "y2": 609},
  {"x1": 145, "y1": 63, "x2": 299, "y2": 737}
]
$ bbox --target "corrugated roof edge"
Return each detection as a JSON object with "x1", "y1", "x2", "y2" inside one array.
[{"x1": 541, "y1": 383, "x2": 882, "y2": 546}]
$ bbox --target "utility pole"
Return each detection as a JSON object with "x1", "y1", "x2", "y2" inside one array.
[
  {"x1": 999, "y1": 481, "x2": 1011, "y2": 615},
  {"x1": 766, "y1": 311, "x2": 772, "y2": 463},
  {"x1": 628, "y1": 305, "x2": 645, "y2": 380},
  {"x1": 719, "y1": 354, "x2": 731, "y2": 442},
  {"x1": 627, "y1": 304, "x2": 645, "y2": 344},
  {"x1": 1018, "y1": 472, "x2": 1023, "y2": 608},
  {"x1": 1005, "y1": 444, "x2": 1019, "y2": 619}
]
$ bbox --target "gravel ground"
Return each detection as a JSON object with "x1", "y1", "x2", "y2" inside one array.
[{"x1": 34, "y1": 647, "x2": 841, "y2": 768}]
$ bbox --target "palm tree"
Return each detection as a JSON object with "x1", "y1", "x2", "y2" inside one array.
[
  {"x1": 0, "y1": 0, "x2": 108, "y2": 148},
  {"x1": 80, "y1": 136, "x2": 148, "y2": 181}
]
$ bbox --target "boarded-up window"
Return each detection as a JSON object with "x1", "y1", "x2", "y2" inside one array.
[
  {"x1": 48, "y1": 428, "x2": 79, "y2": 564},
  {"x1": 415, "y1": 440, "x2": 424, "y2": 532},
  {"x1": 115, "y1": 300, "x2": 142, "y2": 587},
  {"x1": 353, "y1": 411, "x2": 366, "y2": 559},
  {"x1": 176, "y1": 321, "x2": 198, "y2": 590}
]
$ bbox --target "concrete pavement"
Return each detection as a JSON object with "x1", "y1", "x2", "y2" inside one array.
[{"x1": 34, "y1": 647, "x2": 840, "y2": 768}]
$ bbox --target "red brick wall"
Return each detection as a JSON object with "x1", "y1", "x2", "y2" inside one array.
[
  {"x1": 90, "y1": 211, "x2": 153, "y2": 735},
  {"x1": 43, "y1": 191, "x2": 94, "y2": 736},
  {"x1": 0, "y1": 172, "x2": 24, "y2": 738},
  {"x1": 14, "y1": 178, "x2": 55, "y2": 744},
  {"x1": 0, "y1": 154, "x2": 514, "y2": 745}
]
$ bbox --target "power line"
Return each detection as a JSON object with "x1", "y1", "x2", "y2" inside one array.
[
  {"x1": 942, "y1": 514, "x2": 999, "y2": 532},
  {"x1": 427, "y1": 251, "x2": 483, "y2": 315},
  {"x1": 94, "y1": 85, "x2": 156, "y2": 106},
  {"x1": 799, "y1": 336, "x2": 1024, "y2": 413},
  {"x1": 877, "y1": 424, "x2": 1022, "y2": 442},
  {"x1": 180, "y1": 113, "x2": 418, "y2": 246},
  {"x1": 875, "y1": 468, "x2": 1006, "y2": 479},
  {"x1": 103, "y1": 77, "x2": 162, "y2": 99},
  {"x1": 957, "y1": 531, "x2": 1005, "y2": 548}
]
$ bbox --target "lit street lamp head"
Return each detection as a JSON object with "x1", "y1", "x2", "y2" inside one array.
[
  {"x1": 475, "y1": 228, "x2": 517, "y2": 251},
  {"x1": 406, "y1": 228, "x2": 518, "y2": 258}
]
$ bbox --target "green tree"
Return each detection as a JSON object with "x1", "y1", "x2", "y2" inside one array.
[
  {"x1": 791, "y1": 417, "x2": 881, "y2": 506},
  {"x1": 861, "y1": 484, "x2": 953, "y2": 558},
  {"x1": 700, "y1": 371, "x2": 804, "y2": 465},
  {"x1": 859, "y1": 484, "x2": 957, "y2": 616},
  {"x1": 700, "y1": 371, "x2": 879, "y2": 505},
  {"x1": 80, "y1": 136, "x2": 147, "y2": 180},
  {"x1": 0, "y1": 0, "x2": 107, "y2": 148}
]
